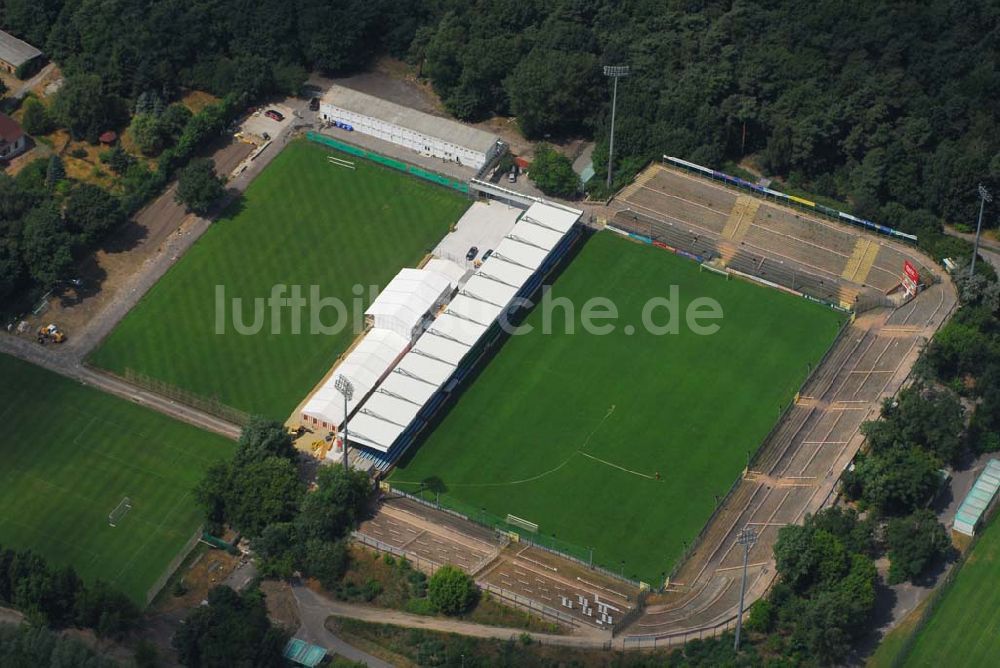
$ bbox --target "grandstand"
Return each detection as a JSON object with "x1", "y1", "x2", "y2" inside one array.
[
  {"x1": 297, "y1": 199, "x2": 583, "y2": 471},
  {"x1": 613, "y1": 161, "x2": 933, "y2": 310},
  {"x1": 346, "y1": 200, "x2": 582, "y2": 471}
]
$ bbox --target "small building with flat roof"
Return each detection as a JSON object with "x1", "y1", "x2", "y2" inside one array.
[
  {"x1": 0, "y1": 30, "x2": 41, "y2": 74},
  {"x1": 320, "y1": 85, "x2": 502, "y2": 170}
]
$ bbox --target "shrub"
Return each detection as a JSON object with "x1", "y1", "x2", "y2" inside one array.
[{"x1": 427, "y1": 565, "x2": 478, "y2": 615}]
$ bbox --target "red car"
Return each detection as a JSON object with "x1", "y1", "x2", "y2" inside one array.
[{"x1": 265, "y1": 109, "x2": 284, "y2": 122}]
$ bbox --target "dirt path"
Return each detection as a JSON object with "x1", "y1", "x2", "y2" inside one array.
[{"x1": 291, "y1": 584, "x2": 610, "y2": 649}]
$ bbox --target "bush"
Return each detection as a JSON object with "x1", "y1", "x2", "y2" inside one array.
[
  {"x1": 427, "y1": 565, "x2": 478, "y2": 615},
  {"x1": 404, "y1": 597, "x2": 437, "y2": 616},
  {"x1": 20, "y1": 98, "x2": 52, "y2": 135}
]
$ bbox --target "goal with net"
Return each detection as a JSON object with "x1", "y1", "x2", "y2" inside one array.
[
  {"x1": 108, "y1": 497, "x2": 132, "y2": 527},
  {"x1": 506, "y1": 514, "x2": 538, "y2": 533}
]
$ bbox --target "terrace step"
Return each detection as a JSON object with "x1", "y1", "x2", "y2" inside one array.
[{"x1": 721, "y1": 195, "x2": 760, "y2": 242}]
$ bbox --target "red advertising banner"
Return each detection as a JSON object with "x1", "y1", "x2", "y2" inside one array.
[{"x1": 903, "y1": 260, "x2": 919, "y2": 283}]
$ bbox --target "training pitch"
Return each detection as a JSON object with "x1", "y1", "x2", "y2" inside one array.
[
  {"x1": 91, "y1": 139, "x2": 469, "y2": 418},
  {"x1": 391, "y1": 233, "x2": 845, "y2": 582},
  {"x1": 900, "y1": 515, "x2": 1000, "y2": 667},
  {"x1": 0, "y1": 355, "x2": 234, "y2": 604}
]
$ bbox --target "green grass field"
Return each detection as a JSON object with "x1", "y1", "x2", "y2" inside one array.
[
  {"x1": 91, "y1": 140, "x2": 469, "y2": 419},
  {"x1": 391, "y1": 233, "x2": 845, "y2": 582},
  {"x1": 0, "y1": 355, "x2": 234, "y2": 604},
  {"x1": 899, "y1": 516, "x2": 1000, "y2": 667}
]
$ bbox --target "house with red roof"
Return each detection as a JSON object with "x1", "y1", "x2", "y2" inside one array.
[{"x1": 0, "y1": 113, "x2": 26, "y2": 161}]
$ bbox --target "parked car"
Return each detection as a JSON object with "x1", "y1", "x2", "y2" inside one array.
[
  {"x1": 482, "y1": 249, "x2": 493, "y2": 261},
  {"x1": 265, "y1": 109, "x2": 284, "y2": 122},
  {"x1": 466, "y1": 246, "x2": 479, "y2": 261},
  {"x1": 309, "y1": 97, "x2": 320, "y2": 111},
  {"x1": 508, "y1": 167, "x2": 517, "y2": 183}
]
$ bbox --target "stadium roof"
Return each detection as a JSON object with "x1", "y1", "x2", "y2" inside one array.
[
  {"x1": 347, "y1": 201, "x2": 581, "y2": 452},
  {"x1": 365, "y1": 267, "x2": 452, "y2": 338},
  {"x1": 954, "y1": 458, "x2": 1000, "y2": 536},
  {"x1": 0, "y1": 30, "x2": 41, "y2": 69},
  {"x1": 322, "y1": 85, "x2": 500, "y2": 155},
  {"x1": 424, "y1": 258, "x2": 467, "y2": 289},
  {"x1": 301, "y1": 328, "x2": 409, "y2": 428}
]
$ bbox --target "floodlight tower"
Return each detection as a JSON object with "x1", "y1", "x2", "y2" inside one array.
[
  {"x1": 335, "y1": 375, "x2": 354, "y2": 470},
  {"x1": 970, "y1": 184, "x2": 992, "y2": 277},
  {"x1": 733, "y1": 525, "x2": 758, "y2": 651},
  {"x1": 603, "y1": 65, "x2": 630, "y2": 189}
]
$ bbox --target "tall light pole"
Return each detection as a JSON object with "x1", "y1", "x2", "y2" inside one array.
[
  {"x1": 603, "y1": 65, "x2": 629, "y2": 190},
  {"x1": 970, "y1": 184, "x2": 992, "y2": 277},
  {"x1": 734, "y1": 525, "x2": 758, "y2": 652},
  {"x1": 334, "y1": 375, "x2": 354, "y2": 470}
]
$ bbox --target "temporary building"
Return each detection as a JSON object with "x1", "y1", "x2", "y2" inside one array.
[
  {"x1": 365, "y1": 268, "x2": 452, "y2": 339},
  {"x1": 954, "y1": 459, "x2": 1000, "y2": 536}
]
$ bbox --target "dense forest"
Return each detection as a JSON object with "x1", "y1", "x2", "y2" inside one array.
[{"x1": 2, "y1": 0, "x2": 997, "y2": 240}]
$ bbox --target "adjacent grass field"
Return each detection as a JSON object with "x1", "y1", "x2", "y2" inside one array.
[
  {"x1": 0, "y1": 355, "x2": 234, "y2": 604},
  {"x1": 91, "y1": 140, "x2": 469, "y2": 418},
  {"x1": 899, "y1": 515, "x2": 1000, "y2": 667},
  {"x1": 391, "y1": 233, "x2": 845, "y2": 582}
]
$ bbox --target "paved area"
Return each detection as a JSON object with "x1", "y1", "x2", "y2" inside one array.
[
  {"x1": 292, "y1": 585, "x2": 395, "y2": 668},
  {"x1": 432, "y1": 200, "x2": 522, "y2": 267}
]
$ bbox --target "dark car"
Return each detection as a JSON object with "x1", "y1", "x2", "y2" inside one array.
[
  {"x1": 466, "y1": 246, "x2": 479, "y2": 261},
  {"x1": 265, "y1": 109, "x2": 284, "y2": 122},
  {"x1": 482, "y1": 249, "x2": 493, "y2": 261},
  {"x1": 309, "y1": 97, "x2": 320, "y2": 111}
]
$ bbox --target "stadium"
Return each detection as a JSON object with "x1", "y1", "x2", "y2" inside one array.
[{"x1": 285, "y1": 134, "x2": 939, "y2": 587}]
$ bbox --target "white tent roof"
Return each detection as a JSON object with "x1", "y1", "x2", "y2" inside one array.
[
  {"x1": 301, "y1": 328, "x2": 409, "y2": 427},
  {"x1": 424, "y1": 258, "x2": 467, "y2": 290},
  {"x1": 347, "y1": 201, "x2": 583, "y2": 453},
  {"x1": 365, "y1": 268, "x2": 451, "y2": 338}
]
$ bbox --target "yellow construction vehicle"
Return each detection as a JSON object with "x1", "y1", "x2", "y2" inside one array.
[{"x1": 36, "y1": 324, "x2": 66, "y2": 344}]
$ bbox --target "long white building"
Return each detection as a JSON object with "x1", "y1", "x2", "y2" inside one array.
[{"x1": 320, "y1": 85, "x2": 503, "y2": 170}]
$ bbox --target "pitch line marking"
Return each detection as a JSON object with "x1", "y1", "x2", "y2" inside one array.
[{"x1": 578, "y1": 451, "x2": 657, "y2": 480}]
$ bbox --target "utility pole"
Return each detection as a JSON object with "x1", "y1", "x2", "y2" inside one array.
[
  {"x1": 603, "y1": 65, "x2": 629, "y2": 190},
  {"x1": 970, "y1": 184, "x2": 992, "y2": 277},
  {"x1": 335, "y1": 375, "x2": 354, "y2": 470},
  {"x1": 734, "y1": 525, "x2": 758, "y2": 652}
]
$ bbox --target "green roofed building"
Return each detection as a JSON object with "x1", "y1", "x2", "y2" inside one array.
[
  {"x1": 953, "y1": 459, "x2": 1000, "y2": 536},
  {"x1": 283, "y1": 638, "x2": 326, "y2": 667}
]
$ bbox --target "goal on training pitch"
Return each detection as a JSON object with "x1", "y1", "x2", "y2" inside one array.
[
  {"x1": 108, "y1": 497, "x2": 133, "y2": 527},
  {"x1": 506, "y1": 514, "x2": 538, "y2": 533}
]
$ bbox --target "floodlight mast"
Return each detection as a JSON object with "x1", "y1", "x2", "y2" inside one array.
[
  {"x1": 970, "y1": 184, "x2": 992, "y2": 277},
  {"x1": 733, "y1": 525, "x2": 759, "y2": 651},
  {"x1": 603, "y1": 65, "x2": 630, "y2": 189},
  {"x1": 334, "y1": 375, "x2": 354, "y2": 470}
]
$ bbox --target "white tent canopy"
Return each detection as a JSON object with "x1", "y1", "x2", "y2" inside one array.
[
  {"x1": 365, "y1": 268, "x2": 452, "y2": 339},
  {"x1": 301, "y1": 328, "x2": 409, "y2": 429}
]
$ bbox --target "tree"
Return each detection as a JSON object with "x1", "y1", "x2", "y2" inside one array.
[
  {"x1": 74, "y1": 579, "x2": 139, "y2": 639},
  {"x1": 44, "y1": 155, "x2": 65, "y2": 190},
  {"x1": 20, "y1": 203, "x2": 72, "y2": 289},
  {"x1": 886, "y1": 509, "x2": 952, "y2": 584},
  {"x1": 528, "y1": 144, "x2": 580, "y2": 198},
  {"x1": 237, "y1": 416, "x2": 297, "y2": 463},
  {"x1": 50, "y1": 74, "x2": 127, "y2": 143},
  {"x1": 129, "y1": 113, "x2": 166, "y2": 155},
  {"x1": 504, "y1": 49, "x2": 600, "y2": 138},
  {"x1": 844, "y1": 446, "x2": 942, "y2": 515},
  {"x1": 427, "y1": 565, "x2": 477, "y2": 615},
  {"x1": 173, "y1": 586, "x2": 288, "y2": 668},
  {"x1": 224, "y1": 456, "x2": 304, "y2": 537},
  {"x1": 64, "y1": 183, "x2": 126, "y2": 245},
  {"x1": 302, "y1": 538, "x2": 349, "y2": 589},
  {"x1": 296, "y1": 465, "x2": 371, "y2": 542},
  {"x1": 20, "y1": 97, "x2": 52, "y2": 136},
  {"x1": 175, "y1": 158, "x2": 225, "y2": 215}
]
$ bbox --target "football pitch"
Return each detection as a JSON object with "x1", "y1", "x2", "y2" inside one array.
[
  {"x1": 0, "y1": 354, "x2": 234, "y2": 604},
  {"x1": 91, "y1": 139, "x2": 469, "y2": 419},
  {"x1": 391, "y1": 232, "x2": 845, "y2": 582},
  {"x1": 900, "y1": 515, "x2": 1000, "y2": 667}
]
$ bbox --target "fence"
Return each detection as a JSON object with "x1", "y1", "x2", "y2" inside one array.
[
  {"x1": 306, "y1": 132, "x2": 470, "y2": 193},
  {"x1": 479, "y1": 582, "x2": 582, "y2": 629},
  {"x1": 146, "y1": 527, "x2": 202, "y2": 606},
  {"x1": 122, "y1": 368, "x2": 251, "y2": 427}
]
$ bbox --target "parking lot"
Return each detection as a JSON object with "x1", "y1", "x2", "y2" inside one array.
[
  {"x1": 238, "y1": 103, "x2": 297, "y2": 144},
  {"x1": 432, "y1": 200, "x2": 522, "y2": 269}
]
